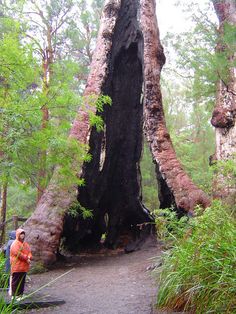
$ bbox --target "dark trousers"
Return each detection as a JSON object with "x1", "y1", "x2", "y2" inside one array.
[{"x1": 12, "y1": 272, "x2": 26, "y2": 296}]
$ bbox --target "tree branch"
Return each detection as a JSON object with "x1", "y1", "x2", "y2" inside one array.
[{"x1": 51, "y1": 7, "x2": 71, "y2": 36}]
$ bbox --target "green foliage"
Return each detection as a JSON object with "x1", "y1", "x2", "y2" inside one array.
[
  {"x1": 171, "y1": 109, "x2": 215, "y2": 194},
  {"x1": 0, "y1": 0, "x2": 105, "y2": 221},
  {"x1": 67, "y1": 205, "x2": 79, "y2": 218},
  {"x1": 160, "y1": 1, "x2": 218, "y2": 195},
  {"x1": 68, "y1": 201, "x2": 93, "y2": 219},
  {"x1": 50, "y1": 137, "x2": 90, "y2": 188},
  {"x1": 211, "y1": 157, "x2": 236, "y2": 204},
  {"x1": 96, "y1": 94, "x2": 112, "y2": 112},
  {"x1": 0, "y1": 253, "x2": 8, "y2": 288},
  {"x1": 212, "y1": 157, "x2": 236, "y2": 184},
  {"x1": 154, "y1": 208, "x2": 188, "y2": 246},
  {"x1": 78, "y1": 203, "x2": 93, "y2": 219},
  {"x1": 0, "y1": 255, "x2": 14, "y2": 313},
  {"x1": 156, "y1": 201, "x2": 236, "y2": 314},
  {"x1": 0, "y1": 18, "x2": 39, "y2": 185},
  {"x1": 7, "y1": 185, "x2": 36, "y2": 218},
  {"x1": 164, "y1": 1, "x2": 218, "y2": 105},
  {"x1": 161, "y1": 82, "x2": 214, "y2": 195},
  {"x1": 140, "y1": 141, "x2": 158, "y2": 211},
  {"x1": 0, "y1": 298, "x2": 15, "y2": 314},
  {"x1": 89, "y1": 94, "x2": 112, "y2": 132},
  {"x1": 89, "y1": 114, "x2": 104, "y2": 132}
]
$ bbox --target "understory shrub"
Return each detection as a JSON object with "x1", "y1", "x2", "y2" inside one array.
[
  {"x1": 0, "y1": 253, "x2": 15, "y2": 313},
  {"x1": 154, "y1": 207, "x2": 189, "y2": 247},
  {"x1": 0, "y1": 253, "x2": 8, "y2": 288},
  {"x1": 155, "y1": 201, "x2": 236, "y2": 314}
]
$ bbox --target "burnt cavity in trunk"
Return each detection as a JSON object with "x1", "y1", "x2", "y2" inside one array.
[{"x1": 62, "y1": 0, "x2": 153, "y2": 252}]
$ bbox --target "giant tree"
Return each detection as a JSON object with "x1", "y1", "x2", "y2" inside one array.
[{"x1": 23, "y1": 0, "x2": 210, "y2": 266}]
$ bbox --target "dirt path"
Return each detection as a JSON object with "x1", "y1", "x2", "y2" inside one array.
[{"x1": 25, "y1": 240, "x2": 162, "y2": 314}]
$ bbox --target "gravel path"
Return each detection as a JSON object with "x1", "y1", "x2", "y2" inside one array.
[{"x1": 25, "y1": 241, "x2": 162, "y2": 314}]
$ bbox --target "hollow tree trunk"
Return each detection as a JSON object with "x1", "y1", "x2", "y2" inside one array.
[
  {"x1": 23, "y1": 0, "x2": 209, "y2": 266},
  {"x1": 211, "y1": 0, "x2": 236, "y2": 204},
  {"x1": 63, "y1": 0, "x2": 155, "y2": 252}
]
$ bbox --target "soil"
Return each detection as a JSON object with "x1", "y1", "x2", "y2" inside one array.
[{"x1": 24, "y1": 239, "x2": 167, "y2": 314}]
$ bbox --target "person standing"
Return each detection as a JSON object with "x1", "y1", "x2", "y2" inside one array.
[
  {"x1": 10, "y1": 228, "x2": 32, "y2": 299},
  {"x1": 4, "y1": 230, "x2": 16, "y2": 296},
  {"x1": 5, "y1": 230, "x2": 16, "y2": 273}
]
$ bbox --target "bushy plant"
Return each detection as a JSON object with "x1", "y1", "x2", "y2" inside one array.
[
  {"x1": 67, "y1": 201, "x2": 93, "y2": 219},
  {"x1": 154, "y1": 207, "x2": 188, "y2": 246},
  {"x1": 0, "y1": 253, "x2": 14, "y2": 314},
  {"x1": 0, "y1": 253, "x2": 8, "y2": 288},
  {"x1": 0, "y1": 299, "x2": 14, "y2": 314},
  {"x1": 155, "y1": 201, "x2": 236, "y2": 314}
]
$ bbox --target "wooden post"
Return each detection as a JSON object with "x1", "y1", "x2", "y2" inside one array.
[{"x1": 12, "y1": 215, "x2": 19, "y2": 230}]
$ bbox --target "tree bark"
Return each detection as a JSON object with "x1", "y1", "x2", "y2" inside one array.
[
  {"x1": 23, "y1": 0, "x2": 210, "y2": 266},
  {"x1": 211, "y1": 0, "x2": 236, "y2": 204}
]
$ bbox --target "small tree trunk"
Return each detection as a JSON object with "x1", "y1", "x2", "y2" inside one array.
[
  {"x1": 0, "y1": 87, "x2": 9, "y2": 244},
  {"x1": 0, "y1": 182, "x2": 8, "y2": 245},
  {"x1": 37, "y1": 103, "x2": 49, "y2": 203},
  {"x1": 37, "y1": 26, "x2": 53, "y2": 203},
  {"x1": 211, "y1": 0, "x2": 236, "y2": 204}
]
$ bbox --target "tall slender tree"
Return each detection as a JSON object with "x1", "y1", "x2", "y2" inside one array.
[
  {"x1": 211, "y1": 0, "x2": 236, "y2": 204},
  {"x1": 0, "y1": 17, "x2": 37, "y2": 243}
]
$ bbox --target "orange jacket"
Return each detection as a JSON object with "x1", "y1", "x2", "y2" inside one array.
[{"x1": 10, "y1": 228, "x2": 32, "y2": 274}]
